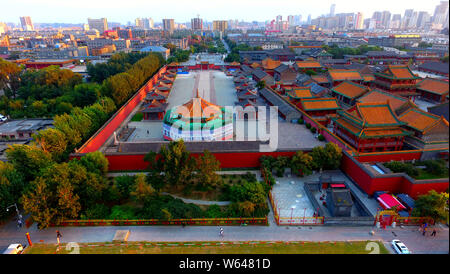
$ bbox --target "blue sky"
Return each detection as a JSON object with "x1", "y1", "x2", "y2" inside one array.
[{"x1": 0, "y1": 0, "x2": 442, "y2": 24}]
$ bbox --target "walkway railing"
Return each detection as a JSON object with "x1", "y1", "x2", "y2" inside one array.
[
  {"x1": 278, "y1": 216, "x2": 324, "y2": 225},
  {"x1": 52, "y1": 217, "x2": 268, "y2": 227}
]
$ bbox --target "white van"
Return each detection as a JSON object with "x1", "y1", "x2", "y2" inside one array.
[{"x1": 2, "y1": 244, "x2": 24, "y2": 254}]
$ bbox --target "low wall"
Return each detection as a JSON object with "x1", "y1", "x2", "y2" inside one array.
[
  {"x1": 119, "y1": 140, "x2": 263, "y2": 153},
  {"x1": 77, "y1": 66, "x2": 168, "y2": 153}
]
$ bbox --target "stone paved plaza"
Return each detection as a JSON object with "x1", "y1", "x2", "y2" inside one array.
[
  {"x1": 271, "y1": 174, "x2": 317, "y2": 220},
  {"x1": 270, "y1": 170, "x2": 382, "y2": 221}
]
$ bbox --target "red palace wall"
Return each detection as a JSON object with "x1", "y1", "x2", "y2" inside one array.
[
  {"x1": 78, "y1": 66, "x2": 168, "y2": 153},
  {"x1": 355, "y1": 150, "x2": 423, "y2": 163},
  {"x1": 71, "y1": 151, "x2": 298, "y2": 171},
  {"x1": 341, "y1": 152, "x2": 448, "y2": 198}
]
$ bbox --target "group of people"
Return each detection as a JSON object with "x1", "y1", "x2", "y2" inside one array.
[{"x1": 420, "y1": 223, "x2": 437, "y2": 237}]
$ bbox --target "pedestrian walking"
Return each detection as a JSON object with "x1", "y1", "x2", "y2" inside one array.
[
  {"x1": 56, "y1": 230, "x2": 62, "y2": 245},
  {"x1": 422, "y1": 227, "x2": 427, "y2": 236},
  {"x1": 17, "y1": 219, "x2": 23, "y2": 228},
  {"x1": 219, "y1": 227, "x2": 224, "y2": 238},
  {"x1": 431, "y1": 229, "x2": 437, "y2": 237}
]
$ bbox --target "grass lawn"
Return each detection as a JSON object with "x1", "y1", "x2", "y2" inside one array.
[
  {"x1": 414, "y1": 169, "x2": 449, "y2": 180},
  {"x1": 24, "y1": 240, "x2": 389, "y2": 254},
  {"x1": 162, "y1": 173, "x2": 258, "y2": 201},
  {"x1": 131, "y1": 112, "x2": 143, "y2": 122}
]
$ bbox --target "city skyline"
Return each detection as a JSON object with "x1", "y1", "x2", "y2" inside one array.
[{"x1": 0, "y1": 0, "x2": 445, "y2": 24}]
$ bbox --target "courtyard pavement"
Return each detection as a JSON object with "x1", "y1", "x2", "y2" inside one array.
[{"x1": 271, "y1": 170, "x2": 382, "y2": 220}]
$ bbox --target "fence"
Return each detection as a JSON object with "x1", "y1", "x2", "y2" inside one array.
[
  {"x1": 53, "y1": 217, "x2": 268, "y2": 227},
  {"x1": 394, "y1": 217, "x2": 434, "y2": 226},
  {"x1": 268, "y1": 190, "x2": 324, "y2": 226},
  {"x1": 278, "y1": 216, "x2": 324, "y2": 225}
]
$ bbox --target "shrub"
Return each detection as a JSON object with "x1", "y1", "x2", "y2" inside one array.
[
  {"x1": 298, "y1": 119, "x2": 304, "y2": 124},
  {"x1": 384, "y1": 161, "x2": 419, "y2": 178},
  {"x1": 113, "y1": 175, "x2": 136, "y2": 200},
  {"x1": 306, "y1": 123, "x2": 311, "y2": 129},
  {"x1": 109, "y1": 205, "x2": 137, "y2": 220},
  {"x1": 205, "y1": 204, "x2": 224, "y2": 218},
  {"x1": 82, "y1": 204, "x2": 111, "y2": 219},
  {"x1": 422, "y1": 160, "x2": 448, "y2": 176},
  {"x1": 318, "y1": 134, "x2": 325, "y2": 141},
  {"x1": 310, "y1": 127, "x2": 317, "y2": 133},
  {"x1": 131, "y1": 112, "x2": 143, "y2": 122}
]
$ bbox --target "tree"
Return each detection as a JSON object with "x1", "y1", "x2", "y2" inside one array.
[
  {"x1": 78, "y1": 151, "x2": 109, "y2": 176},
  {"x1": 130, "y1": 173, "x2": 155, "y2": 203},
  {"x1": 310, "y1": 143, "x2": 342, "y2": 170},
  {"x1": 22, "y1": 163, "x2": 82, "y2": 229},
  {"x1": 5, "y1": 144, "x2": 53, "y2": 182},
  {"x1": 195, "y1": 150, "x2": 221, "y2": 190},
  {"x1": 0, "y1": 58, "x2": 23, "y2": 99},
  {"x1": 412, "y1": 190, "x2": 448, "y2": 223},
  {"x1": 157, "y1": 140, "x2": 196, "y2": 188},
  {"x1": 291, "y1": 150, "x2": 313, "y2": 177},
  {"x1": 256, "y1": 80, "x2": 266, "y2": 90},
  {"x1": 32, "y1": 128, "x2": 68, "y2": 160},
  {"x1": 0, "y1": 161, "x2": 25, "y2": 221},
  {"x1": 163, "y1": 43, "x2": 177, "y2": 54}
]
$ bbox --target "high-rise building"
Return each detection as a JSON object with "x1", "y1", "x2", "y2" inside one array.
[
  {"x1": 88, "y1": 18, "x2": 108, "y2": 34},
  {"x1": 287, "y1": 15, "x2": 295, "y2": 27},
  {"x1": 307, "y1": 14, "x2": 312, "y2": 24},
  {"x1": 191, "y1": 17, "x2": 203, "y2": 30},
  {"x1": 417, "y1": 11, "x2": 431, "y2": 29},
  {"x1": 381, "y1": 11, "x2": 391, "y2": 29},
  {"x1": 390, "y1": 14, "x2": 402, "y2": 29},
  {"x1": 0, "y1": 22, "x2": 7, "y2": 35},
  {"x1": 276, "y1": 15, "x2": 282, "y2": 23},
  {"x1": 20, "y1": 16, "x2": 34, "y2": 31},
  {"x1": 372, "y1": 11, "x2": 382, "y2": 28},
  {"x1": 432, "y1": 1, "x2": 449, "y2": 26},
  {"x1": 135, "y1": 18, "x2": 144, "y2": 28},
  {"x1": 408, "y1": 12, "x2": 419, "y2": 29},
  {"x1": 135, "y1": 18, "x2": 153, "y2": 29},
  {"x1": 162, "y1": 19, "x2": 175, "y2": 34},
  {"x1": 330, "y1": 4, "x2": 336, "y2": 17},
  {"x1": 213, "y1": 20, "x2": 228, "y2": 32},
  {"x1": 354, "y1": 12, "x2": 364, "y2": 30},
  {"x1": 402, "y1": 9, "x2": 414, "y2": 29}
]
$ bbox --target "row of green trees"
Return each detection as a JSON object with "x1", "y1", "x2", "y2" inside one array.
[
  {"x1": 86, "y1": 52, "x2": 151, "y2": 83},
  {"x1": 322, "y1": 44, "x2": 383, "y2": 59},
  {"x1": 0, "y1": 52, "x2": 163, "y2": 119},
  {"x1": 260, "y1": 143, "x2": 343, "y2": 177}
]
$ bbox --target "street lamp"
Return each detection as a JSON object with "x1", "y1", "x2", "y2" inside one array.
[{"x1": 6, "y1": 203, "x2": 21, "y2": 221}]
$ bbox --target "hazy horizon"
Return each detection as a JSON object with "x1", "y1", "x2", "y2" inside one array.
[{"x1": 0, "y1": 0, "x2": 445, "y2": 25}]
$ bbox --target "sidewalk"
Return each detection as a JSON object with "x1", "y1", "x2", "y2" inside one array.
[{"x1": 1, "y1": 217, "x2": 448, "y2": 254}]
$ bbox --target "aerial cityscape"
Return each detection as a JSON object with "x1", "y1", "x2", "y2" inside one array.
[{"x1": 0, "y1": 0, "x2": 448, "y2": 262}]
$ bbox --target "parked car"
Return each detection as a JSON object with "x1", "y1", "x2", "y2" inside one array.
[
  {"x1": 2, "y1": 244, "x2": 25, "y2": 254},
  {"x1": 0, "y1": 114, "x2": 7, "y2": 122},
  {"x1": 391, "y1": 239, "x2": 411, "y2": 254}
]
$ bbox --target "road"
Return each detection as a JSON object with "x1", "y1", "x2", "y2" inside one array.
[
  {"x1": 221, "y1": 38, "x2": 231, "y2": 54},
  {"x1": 1, "y1": 210, "x2": 448, "y2": 254}
]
